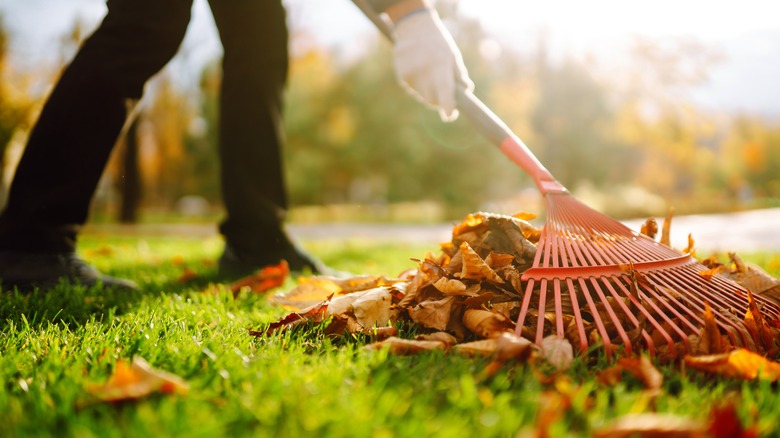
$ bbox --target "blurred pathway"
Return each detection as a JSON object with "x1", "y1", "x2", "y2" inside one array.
[{"x1": 84, "y1": 207, "x2": 780, "y2": 253}]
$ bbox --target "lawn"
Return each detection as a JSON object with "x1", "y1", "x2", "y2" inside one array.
[{"x1": 1, "y1": 234, "x2": 779, "y2": 437}]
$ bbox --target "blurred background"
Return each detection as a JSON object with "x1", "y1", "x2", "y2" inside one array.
[{"x1": 1, "y1": 0, "x2": 779, "y2": 225}]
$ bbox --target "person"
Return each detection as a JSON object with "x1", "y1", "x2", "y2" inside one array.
[{"x1": 0, "y1": 0, "x2": 472, "y2": 290}]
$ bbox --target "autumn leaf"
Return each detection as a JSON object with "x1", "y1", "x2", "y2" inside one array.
[
  {"x1": 408, "y1": 295, "x2": 457, "y2": 331},
  {"x1": 707, "y1": 402, "x2": 758, "y2": 438},
  {"x1": 251, "y1": 299, "x2": 330, "y2": 336},
  {"x1": 416, "y1": 331, "x2": 459, "y2": 347},
  {"x1": 660, "y1": 207, "x2": 674, "y2": 246},
  {"x1": 228, "y1": 261, "x2": 289, "y2": 296},
  {"x1": 87, "y1": 357, "x2": 188, "y2": 403},
  {"x1": 458, "y1": 242, "x2": 504, "y2": 284},
  {"x1": 177, "y1": 267, "x2": 198, "y2": 283},
  {"x1": 364, "y1": 336, "x2": 447, "y2": 355},
  {"x1": 593, "y1": 413, "x2": 704, "y2": 438},
  {"x1": 640, "y1": 217, "x2": 658, "y2": 239},
  {"x1": 743, "y1": 289, "x2": 776, "y2": 353},
  {"x1": 462, "y1": 309, "x2": 513, "y2": 339},
  {"x1": 699, "y1": 302, "x2": 726, "y2": 355},
  {"x1": 351, "y1": 287, "x2": 395, "y2": 328},
  {"x1": 684, "y1": 349, "x2": 780, "y2": 381},
  {"x1": 540, "y1": 336, "x2": 574, "y2": 372},
  {"x1": 698, "y1": 265, "x2": 725, "y2": 281}
]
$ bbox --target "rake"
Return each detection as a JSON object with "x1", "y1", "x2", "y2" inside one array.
[{"x1": 352, "y1": 0, "x2": 780, "y2": 358}]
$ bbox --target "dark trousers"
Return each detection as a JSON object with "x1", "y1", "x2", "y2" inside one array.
[{"x1": 0, "y1": 0, "x2": 290, "y2": 254}]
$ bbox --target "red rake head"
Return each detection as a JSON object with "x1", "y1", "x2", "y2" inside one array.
[{"x1": 513, "y1": 193, "x2": 780, "y2": 359}]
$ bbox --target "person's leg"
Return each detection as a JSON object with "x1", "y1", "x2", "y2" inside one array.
[
  {"x1": 0, "y1": 0, "x2": 193, "y2": 289},
  {"x1": 208, "y1": 0, "x2": 325, "y2": 275}
]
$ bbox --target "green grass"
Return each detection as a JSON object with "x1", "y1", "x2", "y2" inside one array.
[{"x1": 2, "y1": 235, "x2": 779, "y2": 437}]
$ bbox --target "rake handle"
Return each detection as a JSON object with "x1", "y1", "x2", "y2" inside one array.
[{"x1": 351, "y1": 0, "x2": 566, "y2": 194}]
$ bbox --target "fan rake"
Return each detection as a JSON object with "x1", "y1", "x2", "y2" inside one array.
[{"x1": 352, "y1": 0, "x2": 780, "y2": 358}]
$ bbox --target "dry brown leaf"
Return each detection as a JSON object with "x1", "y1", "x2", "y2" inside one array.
[
  {"x1": 593, "y1": 413, "x2": 705, "y2": 438},
  {"x1": 462, "y1": 309, "x2": 513, "y2": 339},
  {"x1": 408, "y1": 295, "x2": 457, "y2": 331},
  {"x1": 698, "y1": 265, "x2": 725, "y2": 281},
  {"x1": 743, "y1": 289, "x2": 776, "y2": 353},
  {"x1": 640, "y1": 217, "x2": 658, "y2": 239},
  {"x1": 177, "y1": 267, "x2": 198, "y2": 284},
  {"x1": 725, "y1": 253, "x2": 780, "y2": 300},
  {"x1": 684, "y1": 233, "x2": 696, "y2": 256},
  {"x1": 660, "y1": 207, "x2": 674, "y2": 246},
  {"x1": 684, "y1": 349, "x2": 780, "y2": 381},
  {"x1": 540, "y1": 335, "x2": 574, "y2": 372},
  {"x1": 459, "y1": 242, "x2": 505, "y2": 284},
  {"x1": 270, "y1": 275, "x2": 342, "y2": 309},
  {"x1": 416, "y1": 331, "x2": 459, "y2": 347},
  {"x1": 618, "y1": 356, "x2": 663, "y2": 392},
  {"x1": 453, "y1": 338, "x2": 499, "y2": 357},
  {"x1": 364, "y1": 336, "x2": 447, "y2": 355},
  {"x1": 228, "y1": 261, "x2": 289, "y2": 296},
  {"x1": 87, "y1": 357, "x2": 188, "y2": 403},
  {"x1": 251, "y1": 299, "x2": 330, "y2": 336},
  {"x1": 351, "y1": 287, "x2": 394, "y2": 328},
  {"x1": 699, "y1": 302, "x2": 726, "y2": 355}
]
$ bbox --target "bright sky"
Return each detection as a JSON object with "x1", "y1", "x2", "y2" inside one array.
[{"x1": 2, "y1": 0, "x2": 779, "y2": 117}]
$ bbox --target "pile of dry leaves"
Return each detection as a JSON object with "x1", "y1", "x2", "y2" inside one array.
[{"x1": 251, "y1": 211, "x2": 780, "y2": 380}]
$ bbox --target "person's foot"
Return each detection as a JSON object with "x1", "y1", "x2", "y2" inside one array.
[
  {"x1": 218, "y1": 242, "x2": 331, "y2": 279},
  {"x1": 0, "y1": 251, "x2": 138, "y2": 291}
]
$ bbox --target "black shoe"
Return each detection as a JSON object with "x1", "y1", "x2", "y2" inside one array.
[
  {"x1": 218, "y1": 242, "x2": 331, "y2": 279},
  {"x1": 0, "y1": 251, "x2": 138, "y2": 291}
]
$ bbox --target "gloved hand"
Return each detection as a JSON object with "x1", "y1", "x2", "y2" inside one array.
[{"x1": 391, "y1": 7, "x2": 474, "y2": 122}]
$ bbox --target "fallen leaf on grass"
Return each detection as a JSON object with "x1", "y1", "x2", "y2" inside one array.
[
  {"x1": 684, "y1": 349, "x2": 780, "y2": 381},
  {"x1": 707, "y1": 402, "x2": 757, "y2": 438},
  {"x1": 250, "y1": 299, "x2": 330, "y2": 336},
  {"x1": 87, "y1": 357, "x2": 188, "y2": 403},
  {"x1": 596, "y1": 355, "x2": 662, "y2": 395},
  {"x1": 351, "y1": 287, "x2": 395, "y2": 328},
  {"x1": 364, "y1": 336, "x2": 447, "y2": 355},
  {"x1": 177, "y1": 267, "x2": 198, "y2": 283},
  {"x1": 229, "y1": 261, "x2": 289, "y2": 296},
  {"x1": 540, "y1": 335, "x2": 574, "y2": 372},
  {"x1": 593, "y1": 413, "x2": 705, "y2": 438}
]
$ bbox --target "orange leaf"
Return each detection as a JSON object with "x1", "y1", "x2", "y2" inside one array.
[
  {"x1": 700, "y1": 302, "x2": 726, "y2": 355},
  {"x1": 87, "y1": 357, "x2": 188, "y2": 403},
  {"x1": 617, "y1": 355, "x2": 663, "y2": 392},
  {"x1": 407, "y1": 295, "x2": 457, "y2": 331},
  {"x1": 743, "y1": 289, "x2": 776, "y2": 353},
  {"x1": 228, "y1": 261, "x2": 289, "y2": 296},
  {"x1": 684, "y1": 349, "x2": 780, "y2": 381},
  {"x1": 177, "y1": 267, "x2": 198, "y2": 283},
  {"x1": 251, "y1": 298, "x2": 330, "y2": 336},
  {"x1": 660, "y1": 207, "x2": 674, "y2": 246},
  {"x1": 462, "y1": 309, "x2": 513, "y2": 339},
  {"x1": 458, "y1": 242, "x2": 504, "y2": 284},
  {"x1": 364, "y1": 336, "x2": 447, "y2": 355},
  {"x1": 640, "y1": 217, "x2": 658, "y2": 239},
  {"x1": 698, "y1": 265, "x2": 725, "y2": 281},
  {"x1": 593, "y1": 413, "x2": 704, "y2": 438}
]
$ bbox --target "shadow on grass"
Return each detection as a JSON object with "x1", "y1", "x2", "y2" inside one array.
[{"x1": 0, "y1": 261, "x2": 234, "y2": 331}]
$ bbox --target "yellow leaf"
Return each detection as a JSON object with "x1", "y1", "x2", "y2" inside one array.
[
  {"x1": 684, "y1": 349, "x2": 780, "y2": 381},
  {"x1": 88, "y1": 357, "x2": 188, "y2": 403}
]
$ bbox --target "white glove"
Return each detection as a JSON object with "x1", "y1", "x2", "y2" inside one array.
[{"x1": 392, "y1": 8, "x2": 473, "y2": 122}]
